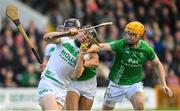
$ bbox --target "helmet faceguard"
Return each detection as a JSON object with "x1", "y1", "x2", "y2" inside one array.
[
  {"x1": 88, "y1": 27, "x2": 97, "y2": 38},
  {"x1": 75, "y1": 25, "x2": 98, "y2": 47},
  {"x1": 83, "y1": 25, "x2": 98, "y2": 39},
  {"x1": 84, "y1": 25, "x2": 99, "y2": 46}
]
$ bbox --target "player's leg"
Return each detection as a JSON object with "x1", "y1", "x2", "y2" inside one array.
[
  {"x1": 65, "y1": 91, "x2": 80, "y2": 110},
  {"x1": 130, "y1": 91, "x2": 144, "y2": 110},
  {"x1": 102, "y1": 104, "x2": 115, "y2": 110},
  {"x1": 38, "y1": 78, "x2": 66, "y2": 110},
  {"x1": 102, "y1": 81, "x2": 120, "y2": 110},
  {"x1": 126, "y1": 82, "x2": 144, "y2": 110},
  {"x1": 78, "y1": 76, "x2": 97, "y2": 110},
  {"x1": 39, "y1": 94, "x2": 63, "y2": 110},
  {"x1": 78, "y1": 96, "x2": 93, "y2": 110}
]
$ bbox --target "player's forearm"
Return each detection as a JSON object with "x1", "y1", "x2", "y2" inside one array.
[
  {"x1": 44, "y1": 38, "x2": 61, "y2": 44},
  {"x1": 157, "y1": 62, "x2": 167, "y2": 86},
  {"x1": 43, "y1": 32, "x2": 65, "y2": 41},
  {"x1": 152, "y1": 56, "x2": 167, "y2": 86},
  {"x1": 89, "y1": 43, "x2": 112, "y2": 52},
  {"x1": 101, "y1": 43, "x2": 112, "y2": 51},
  {"x1": 84, "y1": 60, "x2": 99, "y2": 68},
  {"x1": 84, "y1": 53, "x2": 99, "y2": 68},
  {"x1": 73, "y1": 52, "x2": 84, "y2": 78},
  {"x1": 43, "y1": 28, "x2": 78, "y2": 41},
  {"x1": 43, "y1": 57, "x2": 49, "y2": 65}
]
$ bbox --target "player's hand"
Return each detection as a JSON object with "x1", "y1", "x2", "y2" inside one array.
[
  {"x1": 39, "y1": 64, "x2": 46, "y2": 72},
  {"x1": 88, "y1": 44, "x2": 100, "y2": 53},
  {"x1": 161, "y1": 85, "x2": 172, "y2": 97},
  {"x1": 68, "y1": 28, "x2": 79, "y2": 36},
  {"x1": 80, "y1": 43, "x2": 89, "y2": 52}
]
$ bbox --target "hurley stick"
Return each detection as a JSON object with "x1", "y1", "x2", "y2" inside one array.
[{"x1": 6, "y1": 4, "x2": 42, "y2": 64}]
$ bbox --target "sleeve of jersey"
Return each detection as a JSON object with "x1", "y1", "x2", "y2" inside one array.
[
  {"x1": 108, "y1": 40, "x2": 123, "y2": 53},
  {"x1": 44, "y1": 45, "x2": 51, "y2": 57},
  {"x1": 148, "y1": 46, "x2": 156, "y2": 61},
  {"x1": 57, "y1": 37, "x2": 70, "y2": 45}
]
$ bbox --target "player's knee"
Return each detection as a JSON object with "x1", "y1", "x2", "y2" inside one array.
[{"x1": 134, "y1": 100, "x2": 144, "y2": 110}]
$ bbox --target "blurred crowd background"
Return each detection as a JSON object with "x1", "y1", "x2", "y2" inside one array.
[{"x1": 0, "y1": 0, "x2": 179, "y2": 98}]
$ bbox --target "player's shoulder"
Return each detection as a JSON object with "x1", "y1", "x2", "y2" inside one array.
[
  {"x1": 45, "y1": 43, "x2": 56, "y2": 50},
  {"x1": 108, "y1": 38, "x2": 127, "y2": 52},
  {"x1": 140, "y1": 40, "x2": 152, "y2": 47},
  {"x1": 140, "y1": 40, "x2": 154, "y2": 51},
  {"x1": 61, "y1": 37, "x2": 71, "y2": 41},
  {"x1": 109, "y1": 38, "x2": 126, "y2": 44},
  {"x1": 116, "y1": 38, "x2": 127, "y2": 46},
  {"x1": 46, "y1": 43, "x2": 57, "y2": 48},
  {"x1": 60, "y1": 37, "x2": 73, "y2": 44}
]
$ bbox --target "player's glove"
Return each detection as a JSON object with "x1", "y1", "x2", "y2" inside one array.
[
  {"x1": 80, "y1": 43, "x2": 91, "y2": 60},
  {"x1": 80, "y1": 43, "x2": 89, "y2": 51}
]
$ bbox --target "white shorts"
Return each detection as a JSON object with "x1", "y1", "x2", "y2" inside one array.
[
  {"x1": 103, "y1": 81, "x2": 143, "y2": 107},
  {"x1": 67, "y1": 76, "x2": 97, "y2": 100},
  {"x1": 37, "y1": 77, "x2": 67, "y2": 106}
]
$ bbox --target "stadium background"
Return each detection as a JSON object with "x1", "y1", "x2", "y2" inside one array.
[{"x1": 0, "y1": 0, "x2": 180, "y2": 110}]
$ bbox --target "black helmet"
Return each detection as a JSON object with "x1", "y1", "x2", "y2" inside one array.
[{"x1": 63, "y1": 18, "x2": 80, "y2": 29}]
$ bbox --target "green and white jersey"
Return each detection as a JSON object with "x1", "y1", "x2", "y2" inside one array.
[
  {"x1": 41, "y1": 37, "x2": 79, "y2": 88},
  {"x1": 44, "y1": 43, "x2": 56, "y2": 57},
  {"x1": 108, "y1": 38, "x2": 156, "y2": 85}
]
